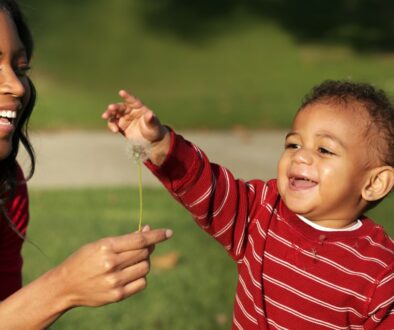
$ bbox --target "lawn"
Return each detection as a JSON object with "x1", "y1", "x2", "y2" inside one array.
[
  {"x1": 23, "y1": 188, "x2": 237, "y2": 329},
  {"x1": 22, "y1": 187, "x2": 393, "y2": 329}
]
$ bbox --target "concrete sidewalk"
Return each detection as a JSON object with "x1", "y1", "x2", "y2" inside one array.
[{"x1": 17, "y1": 130, "x2": 285, "y2": 188}]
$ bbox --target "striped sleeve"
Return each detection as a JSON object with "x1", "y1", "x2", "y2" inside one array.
[
  {"x1": 146, "y1": 131, "x2": 262, "y2": 260},
  {"x1": 363, "y1": 263, "x2": 394, "y2": 328}
]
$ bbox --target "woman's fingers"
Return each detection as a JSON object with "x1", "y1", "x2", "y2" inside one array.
[
  {"x1": 110, "y1": 229, "x2": 173, "y2": 254},
  {"x1": 100, "y1": 260, "x2": 151, "y2": 302},
  {"x1": 119, "y1": 277, "x2": 148, "y2": 300},
  {"x1": 115, "y1": 248, "x2": 150, "y2": 270}
]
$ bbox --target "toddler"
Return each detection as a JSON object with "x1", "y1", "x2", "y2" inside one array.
[{"x1": 103, "y1": 80, "x2": 394, "y2": 329}]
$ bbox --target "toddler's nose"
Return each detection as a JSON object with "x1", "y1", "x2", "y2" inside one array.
[{"x1": 292, "y1": 148, "x2": 314, "y2": 165}]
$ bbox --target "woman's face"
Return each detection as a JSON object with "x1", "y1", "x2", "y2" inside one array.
[{"x1": 0, "y1": 10, "x2": 31, "y2": 159}]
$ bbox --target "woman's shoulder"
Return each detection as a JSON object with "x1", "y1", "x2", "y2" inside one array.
[
  {"x1": 15, "y1": 162, "x2": 26, "y2": 181},
  {"x1": 5, "y1": 163, "x2": 29, "y2": 231}
]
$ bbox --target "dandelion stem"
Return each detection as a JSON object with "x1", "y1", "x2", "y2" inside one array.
[{"x1": 137, "y1": 158, "x2": 143, "y2": 231}]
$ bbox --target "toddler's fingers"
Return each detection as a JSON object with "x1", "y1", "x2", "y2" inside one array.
[
  {"x1": 107, "y1": 121, "x2": 120, "y2": 133},
  {"x1": 119, "y1": 90, "x2": 144, "y2": 109},
  {"x1": 103, "y1": 103, "x2": 130, "y2": 118},
  {"x1": 145, "y1": 111, "x2": 162, "y2": 128}
]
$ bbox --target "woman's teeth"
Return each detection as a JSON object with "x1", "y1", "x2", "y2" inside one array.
[
  {"x1": 0, "y1": 111, "x2": 17, "y2": 119},
  {"x1": 0, "y1": 111, "x2": 17, "y2": 124}
]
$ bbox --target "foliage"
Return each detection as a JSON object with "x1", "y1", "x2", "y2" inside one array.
[{"x1": 16, "y1": 0, "x2": 394, "y2": 131}]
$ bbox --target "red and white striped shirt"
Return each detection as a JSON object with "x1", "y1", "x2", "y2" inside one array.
[{"x1": 147, "y1": 132, "x2": 394, "y2": 329}]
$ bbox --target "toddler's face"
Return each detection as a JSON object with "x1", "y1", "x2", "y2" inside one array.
[{"x1": 277, "y1": 102, "x2": 371, "y2": 228}]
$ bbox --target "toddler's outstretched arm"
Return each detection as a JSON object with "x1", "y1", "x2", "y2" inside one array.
[{"x1": 102, "y1": 90, "x2": 171, "y2": 166}]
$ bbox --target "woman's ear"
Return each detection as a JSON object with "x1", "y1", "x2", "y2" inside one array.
[{"x1": 362, "y1": 166, "x2": 394, "y2": 201}]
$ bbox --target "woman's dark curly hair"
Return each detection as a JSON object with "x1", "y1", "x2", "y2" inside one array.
[
  {"x1": 0, "y1": 0, "x2": 36, "y2": 236},
  {"x1": 300, "y1": 80, "x2": 394, "y2": 168}
]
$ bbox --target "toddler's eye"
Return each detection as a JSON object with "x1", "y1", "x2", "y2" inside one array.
[
  {"x1": 318, "y1": 147, "x2": 335, "y2": 156},
  {"x1": 285, "y1": 143, "x2": 300, "y2": 150}
]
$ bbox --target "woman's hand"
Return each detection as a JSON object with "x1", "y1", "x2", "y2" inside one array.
[
  {"x1": 0, "y1": 227, "x2": 173, "y2": 329},
  {"x1": 56, "y1": 226, "x2": 173, "y2": 307}
]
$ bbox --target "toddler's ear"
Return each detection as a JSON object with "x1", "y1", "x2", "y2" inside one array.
[{"x1": 362, "y1": 166, "x2": 394, "y2": 201}]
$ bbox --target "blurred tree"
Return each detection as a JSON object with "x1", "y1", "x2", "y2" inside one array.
[
  {"x1": 134, "y1": 0, "x2": 394, "y2": 51},
  {"x1": 20, "y1": 0, "x2": 394, "y2": 51}
]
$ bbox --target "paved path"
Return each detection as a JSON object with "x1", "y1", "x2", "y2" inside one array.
[{"x1": 17, "y1": 130, "x2": 286, "y2": 188}]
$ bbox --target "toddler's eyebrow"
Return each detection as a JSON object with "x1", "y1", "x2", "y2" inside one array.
[
  {"x1": 316, "y1": 133, "x2": 347, "y2": 150},
  {"x1": 285, "y1": 132, "x2": 347, "y2": 150},
  {"x1": 285, "y1": 132, "x2": 298, "y2": 140}
]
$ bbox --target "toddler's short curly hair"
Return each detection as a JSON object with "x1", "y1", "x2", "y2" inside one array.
[{"x1": 300, "y1": 80, "x2": 394, "y2": 167}]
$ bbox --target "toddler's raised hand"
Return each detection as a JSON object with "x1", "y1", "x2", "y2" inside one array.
[
  {"x1": 102, "y1": 90, "x2": 167, "y2": 144},
  {"x1": 102, "y1": 90, "x2": 170, "y2": 165}
]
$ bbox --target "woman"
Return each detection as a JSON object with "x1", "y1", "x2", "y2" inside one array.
[{"x1": 0, "y1": 1, "x2": 172, "y2": 328}]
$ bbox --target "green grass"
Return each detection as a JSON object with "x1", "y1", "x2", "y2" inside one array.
[
  {"x1": 22, "y1": 187, "x2": 393, "y2": 329},
  {"x1": 23, "y1": 187, "x2": 236, "y2": 329},
  {"x1": 20, "y1": 0, "x2": 394, "y2": 131}
]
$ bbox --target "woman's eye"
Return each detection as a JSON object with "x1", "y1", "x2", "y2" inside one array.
[
  {"x1": 318, "y1": 147, "x2": 335, "y2": 155},
  {"x1": 15, "y1": 65, "x2": 31, "y2": 76}
]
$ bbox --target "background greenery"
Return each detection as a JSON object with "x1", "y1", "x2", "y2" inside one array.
[
  {"x1": 16, "y1": 0, "x2": 394, "y2": 328},
  {"x1": 19, "y1": 0, "x2": 394, "y2": 131}
]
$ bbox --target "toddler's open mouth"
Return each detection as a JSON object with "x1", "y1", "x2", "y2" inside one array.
[{"x1": 289, "y1": 176, "x2": 318, "y2": 189}]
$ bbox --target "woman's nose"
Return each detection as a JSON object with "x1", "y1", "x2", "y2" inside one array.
[
  {"x1": 0, "y1": 66, "x2": 26, "y2": 98},
  {"x1": 292, "y1": 148, "x2": 313, "y2": 165}
]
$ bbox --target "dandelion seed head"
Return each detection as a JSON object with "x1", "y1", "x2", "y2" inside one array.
[{"x1": 126, "y1": 140, "x2": 150, "y2": 162}]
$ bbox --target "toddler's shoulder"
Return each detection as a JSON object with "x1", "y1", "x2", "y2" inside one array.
[{"x1": 359, "y1": 216, "x2": 394, "y2": 265}]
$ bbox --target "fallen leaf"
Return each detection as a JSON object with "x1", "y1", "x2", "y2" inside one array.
[
  {"x1": 152, "y1": 251, "x2": 180, "y2": 270},
  {"x1": 215, "y1": 313, "x2": 228, "y2": 326}
]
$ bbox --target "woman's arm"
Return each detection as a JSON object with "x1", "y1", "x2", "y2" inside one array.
[{"x1": 0, "y1": 228, "x2": 172, "y2": 330}]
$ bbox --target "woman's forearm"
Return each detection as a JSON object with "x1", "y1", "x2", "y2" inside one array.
[
  {"x1": 0, "y1": 267, "x2": 71, "y2": 329},
  {"x1": 0, "y1": 228, "x2": 172, "y2": 329}
]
